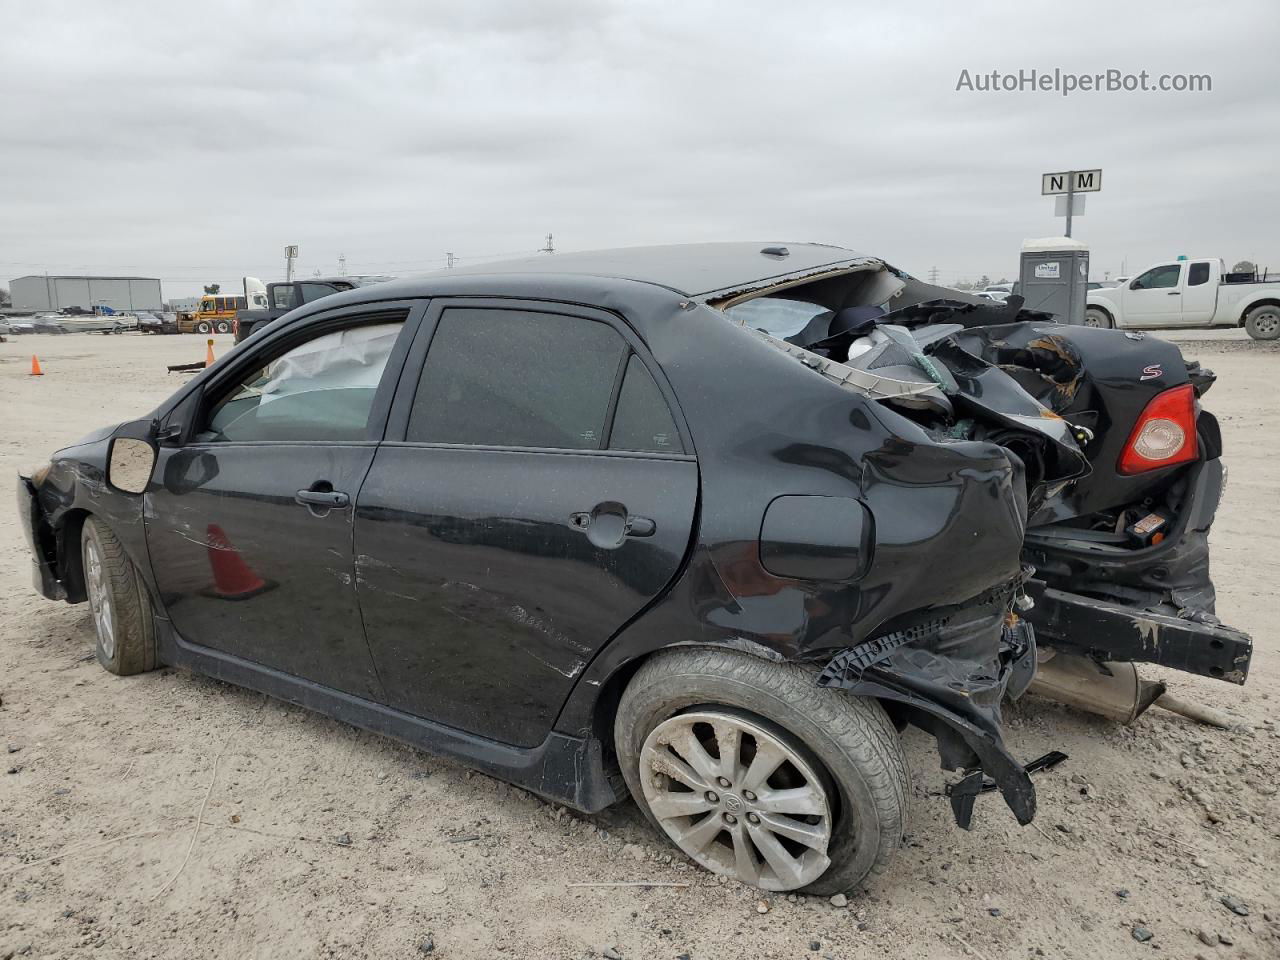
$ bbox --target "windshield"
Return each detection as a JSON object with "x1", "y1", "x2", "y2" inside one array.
[{"x1": 724, "y1": 297, "x2": 833, "y2": 339}]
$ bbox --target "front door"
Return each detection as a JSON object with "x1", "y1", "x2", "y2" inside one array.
[
  {"x1": 1121, "y1": 262, "x2": 1184, "y2": 326},
  {"x1": 354, "y1": 302, "x2": 698, "y2": 746},
  {"x1": 146, "y1": 310, "x2": 415, "y2": 699}
]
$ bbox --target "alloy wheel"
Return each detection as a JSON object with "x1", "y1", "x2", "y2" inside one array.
[
  {"x1": 639, "y1": 710, "x2": 833, "y2": 890},
  {"x1": 84, "y1": 537, "x2": 115, "y2": 659}
]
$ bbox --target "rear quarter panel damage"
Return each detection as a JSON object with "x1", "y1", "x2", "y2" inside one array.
[{"x1": 556, "y1": 303, "x2": 1037, "y2": 820}]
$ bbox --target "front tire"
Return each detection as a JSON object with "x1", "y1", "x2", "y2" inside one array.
[
  {"x1": 1244, "y1": 304, "x2": 1280, "y2": 341},
  {"x1": 615, "y1": 648, "x2": 908, "y2": 894},
  {"x1": 214, "y1": 320, "x2": 231, "y2": 334},
  {"x1": 1084, "y1": 307, "x2": 1113, "y2": 328},
  {"x1": 81, "y1": 517, "x2": 157, "y2": 676},
  {"x1": 196, "y1": 320, "x2": 212, "y2": 334}
]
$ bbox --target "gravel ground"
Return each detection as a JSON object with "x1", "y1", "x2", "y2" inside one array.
[{"x1": 1, "y1": 332, "x2": 1277, "y2": 960}]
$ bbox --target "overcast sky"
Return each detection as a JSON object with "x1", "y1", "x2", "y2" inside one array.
[{"x1": 3, "y1": 0, "x2": 1277, "y2": 298}]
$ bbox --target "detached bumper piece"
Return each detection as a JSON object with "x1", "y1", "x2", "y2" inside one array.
[
  {"x1": 817, "y1": 579, "x2": 1045, "y2": 829},
  {"x1": 946, "y1": 751, "x2": 1068, "y2": 829},
  {"x1": 1024, "y1": 580, "x2": 1252, "y2": 684}
]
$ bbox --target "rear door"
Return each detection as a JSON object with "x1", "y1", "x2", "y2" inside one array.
[
  {"x1": 1178, "y1": 260, "x2": 1218, "y2": 324},
  {"x1": 146, "y1": 303, "x2": 420, "y2": 699},
  {"x1": 354, "y1": 300, "x2": 698, "y2": 746}
]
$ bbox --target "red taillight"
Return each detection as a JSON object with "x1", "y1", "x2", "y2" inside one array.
[{"x1": 1117, "y1": 383, "x2": 1198, "y2": 475}]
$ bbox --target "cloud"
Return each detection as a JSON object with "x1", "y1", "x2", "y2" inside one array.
[{"x1": 3, "y1": 0, "x2": 1277, "y2": 295}]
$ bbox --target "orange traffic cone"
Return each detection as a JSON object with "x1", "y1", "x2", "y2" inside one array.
[
  {"x1": 30, "y1": 355, "x2": 43, "y2": 376},
  {"x1": 205, "y1": 339, "x2": 215, "y2": 368},
  {"x1": 202, "y1": 524, "x2": 272, "y2": 601}
]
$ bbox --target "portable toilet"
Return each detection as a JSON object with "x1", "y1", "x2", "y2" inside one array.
[{"x1": 1018, "y1": 237, "x2": 1090, "y2": 324}]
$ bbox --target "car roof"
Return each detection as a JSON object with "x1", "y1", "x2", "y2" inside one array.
[
  {"x1": 276, "y1": 242, "x2": 885, "y2": 330},
  {"x1": 442, "y1": 242, "x2": 875, "y2": 299}
]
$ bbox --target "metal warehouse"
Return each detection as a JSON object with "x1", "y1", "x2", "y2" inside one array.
[{"x1": 9, "y1": 275, "x2": 163, "y2": 313}]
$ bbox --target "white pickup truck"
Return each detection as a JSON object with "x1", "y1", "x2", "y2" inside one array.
[{"x1": 1085, "y1": 258, "x2": 1280, "y2": 340}]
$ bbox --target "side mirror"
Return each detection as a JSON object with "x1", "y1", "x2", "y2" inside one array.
[{"x1": 107, "y1": 437, "x2": 157, "y2": 494}]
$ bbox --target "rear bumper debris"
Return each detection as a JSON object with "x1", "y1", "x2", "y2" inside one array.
[{"x1": 1023, "y1": 580, "x2": 1252, "y2": 684}]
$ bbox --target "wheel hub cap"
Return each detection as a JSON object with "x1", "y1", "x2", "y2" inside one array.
[
  {"x1": 639, "y1": 711, "x2": 833, "y2": 891},
  {"x1": 84, "y1": 539, "x2": 115, "y2": 659}
]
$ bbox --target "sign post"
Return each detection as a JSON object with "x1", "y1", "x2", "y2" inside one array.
[
  {"x1": 1041, "y1": 170, "x2": 1101, "y2": 237},
  {"x1": 284, "y1": 244, "x2": 299, "y2": 283}
]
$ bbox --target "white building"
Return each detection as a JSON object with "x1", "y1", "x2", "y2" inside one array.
[{"x1": 9, "y1": 275, "x2": 164, "y2": 313}]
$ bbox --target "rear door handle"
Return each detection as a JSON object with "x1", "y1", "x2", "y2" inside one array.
[
  {"x1": 295, "y1": 489, "x2": 350, "y2": 508},
  {"x1": 1167, "y1": 291, "x2": 1181, "y2": 295}
]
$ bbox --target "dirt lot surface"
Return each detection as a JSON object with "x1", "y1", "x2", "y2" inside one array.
[{"x1": 1, "y1": 332, "x2": 1277, "y2": 960}]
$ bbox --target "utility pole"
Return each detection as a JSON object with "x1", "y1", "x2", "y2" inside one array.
[
  {"x1": 284, "y1": 245, "x2": 298, "y2": 283},
  {"x1": 928, "y1": 266, "x2": 939, "y2": 284},
  {"x1": 446, "y1": 252, "x2": 455, "y2": 269},
  {"x1": 338, "y1": 254, "x2": 347, "y2": 277},
  {"x1": 540, "y1": 233, "x2": 555, "y2": 255}
]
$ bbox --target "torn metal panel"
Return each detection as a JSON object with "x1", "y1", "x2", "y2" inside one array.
[
  {"x1": 753, "y1": 330, "x2": 945, "y2": 403},
  {"x1": 817, "y1": 582, "x2": 1042, "y2": 827}
]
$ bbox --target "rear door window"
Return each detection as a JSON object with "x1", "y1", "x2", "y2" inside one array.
[
  {"x1": 1188, "y1": 262, "x2": 1211, "y2": 286},
  {"x1": 407, "y1": 308, "x2": 625, "y2": 449},
  {"x1": 299, "y1": 282, "x2": 339, "y2": 303}
]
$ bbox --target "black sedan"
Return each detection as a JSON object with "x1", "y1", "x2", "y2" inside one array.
[{"x1": 18, "y1": 242, "x2": 1248, "y2": 892}]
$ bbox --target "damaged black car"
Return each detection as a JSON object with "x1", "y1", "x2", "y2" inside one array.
[{"x1": 17, "y1": 243, "x2": 1250, "y2": 893}]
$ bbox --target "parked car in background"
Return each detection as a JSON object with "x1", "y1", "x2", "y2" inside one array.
[
  {"x1": 233, "y1": 275, "x2": 392, "y2": 342},
  {"x1": 137, "y1": 312, "x2": 179, "y2": 335},
  {"x1": 20, "y1": 243, "x2": 1248, "y2": 893},
  {"x1": 1086, "y1": 258, "x2": 1280, "y2": 339}
]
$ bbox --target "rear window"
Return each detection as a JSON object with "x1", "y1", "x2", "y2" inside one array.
[
  {"x1": 725, "y1": 297, "x2": 833, "y2": 339},
  {"x1": 1188, "y1": 262, "x2": 1211, "y2": 286}
]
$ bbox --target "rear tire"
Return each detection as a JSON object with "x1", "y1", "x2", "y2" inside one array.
[
  {"x1": 1084, "y1": 307, "x2": 1113, "y2": 328},
  {"x1": 81, "y1": 517, "x2": 157, "y2": 676},
  {"x1": 214, "y1": 320, "x2": 231, "y2": 334},
  {"x1": 614, "y1": 648, "x2": 908, "y2": 894},
  {"x1": 1244, "y1": 304, "x2": 1280, "y2": 341},
  {"x1": 196, "y1": 320, "x2": 212, "y2": 334}
]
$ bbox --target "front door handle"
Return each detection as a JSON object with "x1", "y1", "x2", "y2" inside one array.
[{"x1": 295, "y1": 488, "x2": 350, "y2": 508}]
